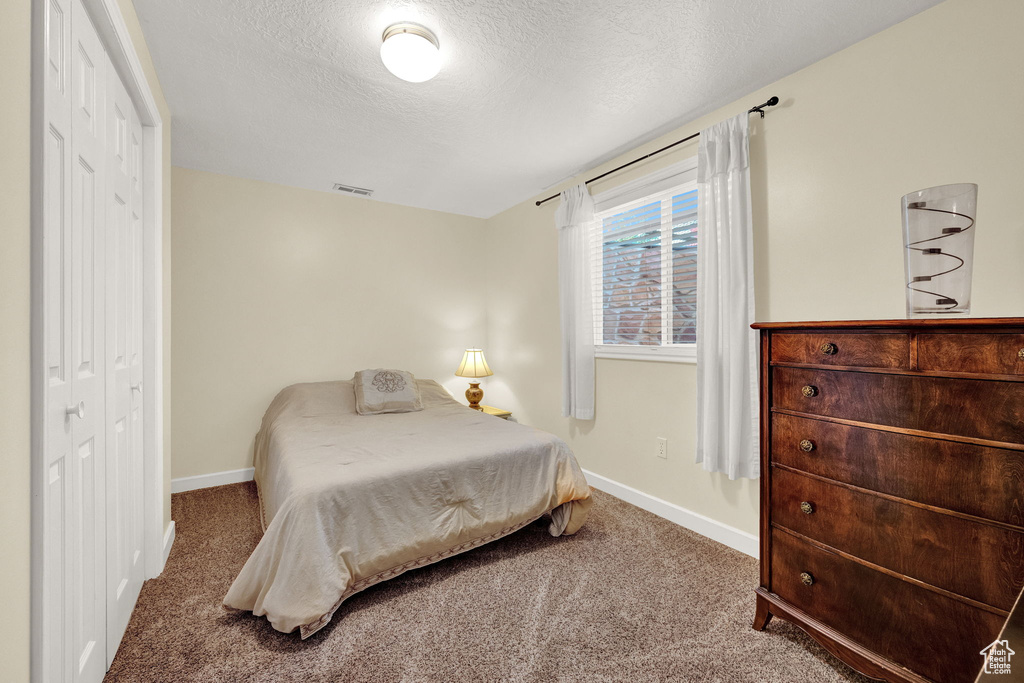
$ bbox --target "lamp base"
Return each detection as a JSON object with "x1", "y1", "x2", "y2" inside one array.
[{"x1": 465, "y1": 382, "x2": 484, "y2": 410}]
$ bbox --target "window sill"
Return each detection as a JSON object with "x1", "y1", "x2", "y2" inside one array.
[{"x1": 594, "y1": 345, "x2": 697, "y2": 364}]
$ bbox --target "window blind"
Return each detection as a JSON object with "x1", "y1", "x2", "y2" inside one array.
[{"x1": 590, "y1": 186, "x2": 698, "y2": 347}]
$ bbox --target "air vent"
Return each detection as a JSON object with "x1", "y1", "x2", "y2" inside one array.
[{"x1": 332, "y1": 183, "x2": 374, "y2": 197}]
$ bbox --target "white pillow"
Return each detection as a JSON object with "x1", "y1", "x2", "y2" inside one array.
[{"x1": 352, "y1": 369, "x2": 423, "y2": 415}]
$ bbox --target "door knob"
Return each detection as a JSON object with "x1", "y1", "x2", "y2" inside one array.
[
  {"x1": 65, "y1": 401, "x2": 85, "y2": 419},
  {"x1": 132, "y1": 382, "x2": 143, "y2": 394}
]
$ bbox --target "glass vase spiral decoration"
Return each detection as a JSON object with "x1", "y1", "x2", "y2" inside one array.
[{"x1": 902, "y1": 183, "x2": 978, "y2": 317}]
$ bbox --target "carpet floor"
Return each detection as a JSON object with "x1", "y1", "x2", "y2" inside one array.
[{"x1": 105, "y1": 483, "x2": 872, "y2": 682}]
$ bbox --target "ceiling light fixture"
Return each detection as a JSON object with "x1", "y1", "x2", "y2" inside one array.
[{"x1": 380, "y1": 23, "x2": 441, "y2": 83}]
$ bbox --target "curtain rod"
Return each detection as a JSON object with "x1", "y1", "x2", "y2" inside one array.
[{"x1": 535, "y1": 96, "x2": 779, "y2": 207}]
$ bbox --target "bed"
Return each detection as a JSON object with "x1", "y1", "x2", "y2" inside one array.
[{"x1": 223, "y1": 378, "x2": 593, "y2": 637}]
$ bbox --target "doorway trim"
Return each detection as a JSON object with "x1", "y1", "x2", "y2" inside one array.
[{"x1": 29, "y1": 0, "x2": 166, "y2": 678}]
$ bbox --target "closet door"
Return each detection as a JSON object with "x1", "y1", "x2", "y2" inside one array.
[
  {"x1": 41, "y1": 0, "x2": 150, "y2": 679},
  {"x1": 40, "y1": 0, "x2": 74, "y2": 678},
  {"x1": 68, "y1": 1, "x2": 109, "y2": 680},
  {"x1": 104, "y1": 58, "x2": 146, "y2": 660}
]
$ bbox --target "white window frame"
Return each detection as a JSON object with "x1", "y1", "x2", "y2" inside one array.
[{"x1": 591, "y1": 158, "x2": 698, "y2": 364}]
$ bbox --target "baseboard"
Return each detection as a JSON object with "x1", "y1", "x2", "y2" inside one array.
[
  {"x1": 582, "y1": 469, "x2": 759, "y2": 558},
  {"x1": 162, "y1": 521, "x2": 175, "y2": 568},
  {"x1": 170, "y1": 467, "x2": 255, "y2": 494}
]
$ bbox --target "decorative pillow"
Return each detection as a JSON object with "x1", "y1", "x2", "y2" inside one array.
[{"x1": 352, "y1": 369, "x2": 423, "y2": 415}]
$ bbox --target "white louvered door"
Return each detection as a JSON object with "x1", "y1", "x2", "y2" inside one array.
[
  {"x1": 105, "y1": 59, "x2": 147, "y2": 661},
  {"x1": 40, "y1": 0, "x2": 149, "y2": 679}
]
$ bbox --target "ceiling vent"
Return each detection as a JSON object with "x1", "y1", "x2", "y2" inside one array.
[{"x1": 332, "y1": 183, "x2": 374, "y2": 197}]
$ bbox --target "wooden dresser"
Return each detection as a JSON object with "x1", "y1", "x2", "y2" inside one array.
[{"x1": 752, "y1": 319, "x2": 1024, "y2": 683}]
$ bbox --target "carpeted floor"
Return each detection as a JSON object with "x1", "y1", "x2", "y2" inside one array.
[{"x1": 105, "y1": 483, "x2": 872, "y2": 682}]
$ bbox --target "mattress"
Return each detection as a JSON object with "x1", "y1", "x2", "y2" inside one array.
[{"x1": 223, "y1": 378, "x2": 592, "y2": 637}]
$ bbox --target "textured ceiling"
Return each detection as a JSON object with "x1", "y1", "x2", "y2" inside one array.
[{"x1": 134, "y1": 0, "x2": 941, "y2": 218}]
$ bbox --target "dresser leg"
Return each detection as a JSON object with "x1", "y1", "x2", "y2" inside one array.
[{"x1": 753, "y1": 593, "x2": 773, "y2": 631}]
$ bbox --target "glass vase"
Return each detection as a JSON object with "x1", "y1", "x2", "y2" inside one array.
[{"x1": 902, "y1": 183, "x2": 978, "y2": 317}]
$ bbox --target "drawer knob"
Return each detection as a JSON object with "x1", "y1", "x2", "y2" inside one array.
[
  {"x1": 799, "y1": 439, "x2": 815, "y2": 452},
  {"x1": 801, "y1": 385, "x2": 818, "y2": 398},
  {"x1": 800, "y1": 501, "x2": 815, "y2": 515},
  {"x1": 800, "y1": 572, "x2": 815, "y2": 586},
  {"x1": 820, "y1": 342, "x2": 838, "y2": 356},
  {"x1": 1018, "y1": 348, "x2": 1024, "y2": 361}
]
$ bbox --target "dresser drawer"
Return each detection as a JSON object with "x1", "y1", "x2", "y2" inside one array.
[
  {"x1": 771, "y1": 468, "x2": 1024, "y2": 610},
  {"x1": 771, "y1": 529, "x2": 1004, "y2": 683},
  {"x1": 773, "y1": 367, "x2": 1024, "y2": 445},
  {"x1": 771, "y1": 413, "x2": 1024, "y2": 527},
  {"x1": 771, "y1": 332, "x2": 909, "y2": 369},
  {"x1": 918, "y1": 333, "x2": 1024, "y2": 375}
]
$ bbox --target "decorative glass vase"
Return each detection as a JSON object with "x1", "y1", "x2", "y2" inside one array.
[{"x1": 902, "y1": 183, "x2": 978, "y2": 317}]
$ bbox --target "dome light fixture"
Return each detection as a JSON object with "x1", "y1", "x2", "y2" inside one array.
[{"x1": 380, "y1": 23, "x2": 441, "y2": 83}]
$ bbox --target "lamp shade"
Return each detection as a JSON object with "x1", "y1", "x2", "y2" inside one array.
[
  {"x1": 380, "y1": 23, "x2": 441, "y2": 83},
  {"x1": 455, "y1": 349, "x2": 493, "y2": 378}
]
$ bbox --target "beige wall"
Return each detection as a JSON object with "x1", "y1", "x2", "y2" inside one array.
[
  {"x1": 484, "y1": 0, "x2": 1024, "y2": 537},
  {"x1": 1, "y1": 0, "x2": 34, "y2": 677},
  {"x1": 0, "y1": 0, "x2": 171, "y2": 678},
  {"x1": 170, "y1": 168, "x2": 488, "y2": 478}
]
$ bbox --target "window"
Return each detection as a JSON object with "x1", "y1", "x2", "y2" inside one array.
[{"x1": 590, "y1": 160, "x2": 698, "y2": 362}]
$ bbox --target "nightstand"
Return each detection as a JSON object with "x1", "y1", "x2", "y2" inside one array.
[{"x1": 479, "y1": 405, "x2": 512, "y2": 420}]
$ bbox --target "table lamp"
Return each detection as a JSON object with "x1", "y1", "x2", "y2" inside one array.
[{"x1": 455, "y1": 348, "x2": 493, "y2": 410}]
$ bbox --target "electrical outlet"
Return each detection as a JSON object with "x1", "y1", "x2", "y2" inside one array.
[{"x1": 656, "y1": 437, "x2": 668, "y2": 459}]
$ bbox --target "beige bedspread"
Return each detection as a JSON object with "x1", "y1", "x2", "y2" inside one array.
[{"x1": 223, "y1": 379, "x2": 592, "y2": 637}]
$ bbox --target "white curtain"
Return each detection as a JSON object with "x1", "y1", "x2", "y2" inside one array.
[
  {"x1": 555, "y1": 184, "x2": 596, "y2": 420},
  {"x1": 695, "y1": 113, "x2": 759, "y2": 480}
]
